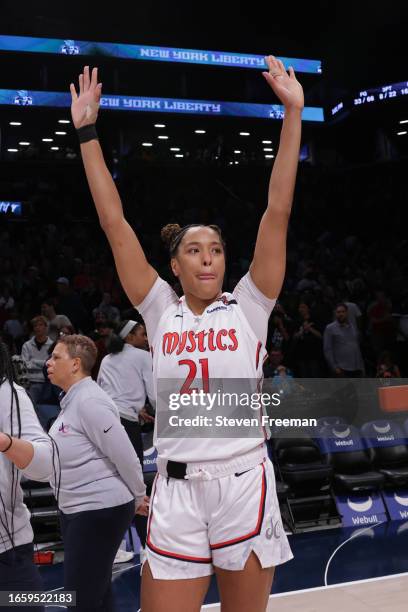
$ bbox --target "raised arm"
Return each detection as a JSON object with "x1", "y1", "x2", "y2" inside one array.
[
  {"x1": 70, "y1": 66, "x2": 157, "y2": 305},
  {"x1": 249, "y1": 55, "x2": 304, "y2": 299}
]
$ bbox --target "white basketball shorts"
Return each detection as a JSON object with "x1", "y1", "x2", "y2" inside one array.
[{"x1": 144, "y1": 448, "x2": 293, "y2": 580}]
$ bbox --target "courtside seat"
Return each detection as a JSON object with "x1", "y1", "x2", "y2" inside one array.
[
  {"x1": 318, "y1": 424, "x2": 384, "y2": 493},
  {"x1": 272, "y1": 434, "x2": 340, "y2": 531},
  {"x1": 361, "y1": 420, "x2": 408, "y2": 487},
  {"x1": 273, "y1": 436, "x2": 332, "y2": 492}
]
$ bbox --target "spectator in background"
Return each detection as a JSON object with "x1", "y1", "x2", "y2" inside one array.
[
  {"x1": 293, "y1": 302, "x2": 324, "y2": 377},
  {"x1": 92, "y1": 292, "x2": 120, "y2": 325},
  {"x1": 0, "y1": 284, "x2": 14, "y2": 311},
  {"x1": 81, "y1": 277, "x2": 102, "y2": 314},
  {"x1": 73, "y1": 260, "x2": 92, "y2": 292},
  {"x1": 55, "y1": 277, "x2": 87, "y2": 332},
  {"x1": 310, "y1": 287, "x2": 334, "y2": 329},
  {"x1": 264, "y1": 346, "x2": 282, "y2": 378},
  {"x1": 376, "y1": 350, "x2": 401, "y2": 378},
  {"x1": 267, "y1": 303, "x2": 292, "y2": 354},
  {"x1": 91, "y1": 320, "x2": 115, "y2": 379},
  {"x1": 41, "y1": 298, "x2": 73, "y2": 342},
  {"x1": 323, "y1": 303, "x2": 364, "y2": 377},
  {"x1": 21, "y1": 316, "x2": 53, "y2": 404},
  {"x1": 367, "y1": 289, "x2": 395, "y2": 355},
  {"x1": 341, "y1": 293, "x2": 363, "y2": 331},
  {"x1": 3, "y1": 309, "x2": 25, "y2": 352}
]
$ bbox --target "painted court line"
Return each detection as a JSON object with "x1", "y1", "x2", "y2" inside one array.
[
  {"x1": 201, "y1": 571, "x2": 408, "y2": 608},
  {"x1": 324, "y1": 521, "x2": 386, "y2": 586}
]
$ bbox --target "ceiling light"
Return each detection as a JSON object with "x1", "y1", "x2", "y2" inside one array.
[
  {"x1": 55, "y1": 131, "x2": 67, "y2": 135},
  {"x1": 240, "y1": 132, "x2": 250, "y2": 136},
  {"x1": 154, "y1": 124, "x2": 166, "y2": 128},
  {"x1": 263, "y1": 148, "x2": 273, "y2": 151},
  {"x1": 234, "y1": 150, "x2": 241, "y2": 154},
  {"x1": 262, "y1": 140, "x2": 272, "y2": 144},
  {"x1": 397, "y1": 131, "x2": 407, "y2": 136},
  {"x1": 19, "y1": 141, "x2": 30, "y2": 145},
  {"x1": 170, "y1": 147, "x2": 180, "y2": 151},
  {"x1": 51, "y1": 146, "x2": 59, "y2": 150},
  {"x1": 195, "y1": 130, "x2": 206, "y2": 134},
  {"x1": 142, "y1": 143, "x2": 153, "y2": 147},
  {"x1": 265, "y1": 154, "x2": 275, "y2": 159},
  {"x1": 7, "y1": 148, "x2": 18, "y2": 152},
  {"x1": 9, "y1": 121, "x2": 22, "y2": 126},
  {"x1": 175, "y1": 154, "x2": 184, "y2": 158},
  {"x1": 234, "y1": 161, "x2": 239, "y2": 165},
  {"x1": 42, "y1": 138, "x2": 53, "y2": 142},
  {"x1": 399, "y1": 120, "x2": 408, "y2": 124},
  {"x1": 158, "y1": 135, "x2": 169, "y2": 139},
  {"x1": 58, "y1": 119, "x2": 70, "y2": 124}
]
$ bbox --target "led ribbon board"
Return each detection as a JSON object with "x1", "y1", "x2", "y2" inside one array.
[
  {"x1": 0, "y1": 89, "x2": 324, "y2": 122},
  {"x1": 0, "y1": 35, "x2": 322, "y2": 74}
]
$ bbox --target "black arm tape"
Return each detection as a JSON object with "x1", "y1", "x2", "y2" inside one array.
[{"x1": 77, "y1": 124, "x2": 99, "y2": 144}]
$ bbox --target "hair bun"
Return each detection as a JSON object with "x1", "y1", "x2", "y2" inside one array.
[{"x1": 161, "y1": 224, "x2": 182, "y2": 249}]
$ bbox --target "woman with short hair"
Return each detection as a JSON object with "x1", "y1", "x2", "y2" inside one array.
[{"x1": 47, "y1": 334, "x2": 148, "y2": 611}]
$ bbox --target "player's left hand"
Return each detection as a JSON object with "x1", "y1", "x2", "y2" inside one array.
[
  {"x1": 70, "y1": 66, "x2": 102, "y2": 129},
  {"x1": 263, "y1": 55, "x2": 304, "y2": 111},
  {"x1": 139, "y1": 407, "x2": 155, "y2": 423},
  {"x1": 136, "y1": 495, "x2": 150, "y2": 516}
]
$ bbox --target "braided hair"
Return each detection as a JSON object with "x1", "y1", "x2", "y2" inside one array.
[
  {"x1": 0, "y1": 342, "x2": 61, "y2": 551},
  {"x1": 0, "y1": 342, "x2": 21, "y2": 549}
]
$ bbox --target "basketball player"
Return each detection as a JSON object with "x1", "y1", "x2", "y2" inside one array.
[{"x1": 70, "y1": 55, "x2": 303, "y2": 611}]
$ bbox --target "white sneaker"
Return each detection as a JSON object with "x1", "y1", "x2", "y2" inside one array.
[{"x1": 113, "y1": 548, "x2": 135, "y2": 564}]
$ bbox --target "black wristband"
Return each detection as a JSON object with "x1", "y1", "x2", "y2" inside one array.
[
  {"x1": 77, "y1": 124, "x2": 98, "y2": 144},
  {"x1": 1, "y1": 434, "x2": 13, "y2": 453}
]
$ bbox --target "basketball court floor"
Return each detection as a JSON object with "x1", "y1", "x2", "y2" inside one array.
[{"x1": 40, "y1": 519, "x2": 408, "y2": 610}]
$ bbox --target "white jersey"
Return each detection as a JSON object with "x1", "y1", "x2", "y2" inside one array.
[{"x1": 137, "y1": 272, "x2": 276, "y2": 462}]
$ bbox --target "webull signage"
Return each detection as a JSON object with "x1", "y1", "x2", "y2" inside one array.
[
  {"x1": 382, "y1": 489, "x2": 408, "y2": 521},
  {"x1": 335, "y1": 492, "x2": 387, "y2": 527},
  {"x1": 143, "y1": 446, "x2": 158, "y2": 473}
]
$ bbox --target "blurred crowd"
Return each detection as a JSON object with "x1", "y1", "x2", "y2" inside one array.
[{"x1": 1, "y1": 156, "x2": 407, "y2": 403}]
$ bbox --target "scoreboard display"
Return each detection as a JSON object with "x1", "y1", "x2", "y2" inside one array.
[
  {"x1": 353, "y1": 81, "x2": 408, "y2": 106},
  {"x1": 330, "y1": 80, "x2": 408, "y2": 119}
]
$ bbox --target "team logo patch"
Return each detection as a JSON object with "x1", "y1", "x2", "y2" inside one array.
[
  {"x1": 58, "y1": 422, "x2": 69, "y2": 434},
  {"x1": 265, "y1": 517, "x2": 282, "y2": 540}
]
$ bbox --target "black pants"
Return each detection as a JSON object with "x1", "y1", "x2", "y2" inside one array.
[
  {"x1": 60, "y1": 500, "x2": 134, "y2": 612},
  {"x1": 120, "y1": 417, "x2": 147, "y2": 547},
  {"x1": 0, "y1": 543, "x2": 44, "y2": 612}
]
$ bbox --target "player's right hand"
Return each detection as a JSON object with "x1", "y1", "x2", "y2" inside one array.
[{"x1": 70, "y1": 66, "x2": 102, "y2": 129}]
